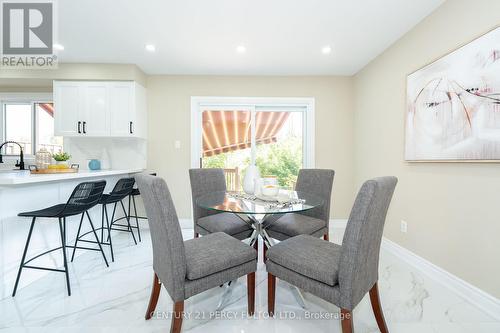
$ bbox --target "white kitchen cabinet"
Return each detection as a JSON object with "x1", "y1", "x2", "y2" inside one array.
[
  {"x1": 54, "y1": 81, "x2": 147, "y2": 138},
  {"x1": 53, "y1": 82, "x2": 83, "y2": 136},
  {"x1": 82, "y1": 82, "x2": 110, "y2": 136}
]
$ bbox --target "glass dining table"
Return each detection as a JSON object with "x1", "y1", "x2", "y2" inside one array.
[
  {"x1": 196, "y1": 190, "x2": 323, "y2": 249},
  {"x1": 196, "y1": 190, "x2": 324, "y2": 310}
]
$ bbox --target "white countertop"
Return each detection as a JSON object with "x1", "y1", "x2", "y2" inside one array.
[{"x1": 0, "y1": 169, "x2": 144, "y2": 185}]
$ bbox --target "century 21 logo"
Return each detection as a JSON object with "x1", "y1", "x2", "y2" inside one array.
[{"x1": 2, "y1": 2, "x2": 53, "y2": 54}]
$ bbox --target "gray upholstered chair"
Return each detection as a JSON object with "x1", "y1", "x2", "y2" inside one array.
[
  {"x1": 189, "y1": 168, "x2": 253, "y2": 240},
  {"x1": 266, "y1": 176, "x2": 397, "y2": 333},
  {"x1": 264, "y1": 169, "x2": 334, "y2": 258},
  {"x1": 136, "y1": 174, "x2": 257, "y2": 333}
]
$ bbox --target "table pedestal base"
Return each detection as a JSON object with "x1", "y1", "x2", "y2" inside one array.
[{"x1": 214, "y1": 213, "x2": 308, "y2": 311}]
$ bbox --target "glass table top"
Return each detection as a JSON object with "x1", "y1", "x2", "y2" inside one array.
[{"x1": 196, "y1": 190, "x2": 323, "y2": 215}]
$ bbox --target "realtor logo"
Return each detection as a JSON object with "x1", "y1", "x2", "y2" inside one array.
[{"x1": 1, "y1": 0, "x2": 57, "y2": 68}]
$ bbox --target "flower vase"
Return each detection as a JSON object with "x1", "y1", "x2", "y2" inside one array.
[{"x1": 243, "y1": 165, "x2": 261, "y2": 194}]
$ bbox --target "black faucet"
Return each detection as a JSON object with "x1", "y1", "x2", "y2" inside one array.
[{"x1": 0, "y1": 141, "x2": 25, "y2": 170}]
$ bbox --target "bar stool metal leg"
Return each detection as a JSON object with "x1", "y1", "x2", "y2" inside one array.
[
  {"x1": 104, "y1": 204, "x2": 114, "y2": 262},
  {"x1": 71, "y1": 213, "x2": 85, "y2": 262},
  {"x1": 120, "y1": 200, "x2": 137, "y2": 245},
  {"x1": 107, "y1": 202, "x2": 117, "y2": 242},
  {"x1": 85, "y1": 211, "x2": 109, "y2": 267},
  {"x1": 131, "y1": 195, "x2": 141, "y2": 242},
  {"x1": 12, "y1": 217, "x2": 36, "y2": 297},
  {"x1": 58, "y1": 217, "x2": 71, "y2": 296}
]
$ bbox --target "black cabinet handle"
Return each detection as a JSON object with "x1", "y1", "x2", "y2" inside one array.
[
  {"x1": 78, "y1": 121, "x2": 81, "y2": 134},
  {"x1": 82, "y1": 121, "x2": 87, "y2": 134},
  {"x1": 129, "y1": 121, "x2": 133, "y2": 134}
]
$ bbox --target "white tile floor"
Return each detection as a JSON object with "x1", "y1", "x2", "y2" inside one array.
[{"x1": 1, "y1": 225, "x2": 499, "y2": 333}]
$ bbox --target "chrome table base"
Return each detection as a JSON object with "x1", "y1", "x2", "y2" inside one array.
[{"x1": 215, "y1": 213, "x2": 308, "y2": 311}]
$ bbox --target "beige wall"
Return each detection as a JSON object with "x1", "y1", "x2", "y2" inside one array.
[
  {"x1": 147, "y1": 75, "x2": 355, "y2": 219},
  {"x1": 354, "y1": 0, "x2": 500, "y2": 298}
]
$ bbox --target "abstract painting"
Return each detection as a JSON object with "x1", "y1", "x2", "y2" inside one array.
[{"x1": 405, "y1": 27, "x2": 500, "y2": 161}]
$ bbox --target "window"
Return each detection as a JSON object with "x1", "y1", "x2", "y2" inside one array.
[
  {"x1": 1, "y1": 97, "x2": 63, "y2": 156},
  {"x1": 192, "y1": 97, "x2": 314, "y2": 190}
]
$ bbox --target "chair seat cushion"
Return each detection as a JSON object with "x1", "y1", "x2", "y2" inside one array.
[
  {"x1": 266, "y1": 213, "x2": 327, "y2": 238},
  {"x1": 267, "y1": 234, "x2": 341, "y2": 286},
  {"x1": 184, "y1": 232, "x2": 257, "y2": 280},
  {"x1": 197, "y1": 212, "x2": 252, "y2": 236}
]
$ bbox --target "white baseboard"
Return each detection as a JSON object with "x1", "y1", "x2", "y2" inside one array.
[
  {"x1": 179, "y1": 218, "x2": 192, "y2": 229},
  {"x1": 382, "y1": 237, "x2": 500, "y2": 321}
]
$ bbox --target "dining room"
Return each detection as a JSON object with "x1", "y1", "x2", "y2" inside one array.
[{"x1": 1, "y1": 1, "x2": 500, "y2": 333}]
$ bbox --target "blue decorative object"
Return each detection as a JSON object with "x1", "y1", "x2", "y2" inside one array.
[{"x1": 88, "y1": 159, "x2": 101, "y2": 170}]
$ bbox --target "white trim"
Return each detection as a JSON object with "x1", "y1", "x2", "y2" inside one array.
[
  {"x1": 382, "y1": 237, "x2": 500, "y2": 321},
  {"x1": 190, "y1": 96, "x2": 315, "y2": 169},
  {"x1": 179, "y1": 218, "x2": 193, "y2": 230}
]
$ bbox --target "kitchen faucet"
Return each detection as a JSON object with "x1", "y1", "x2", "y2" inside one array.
[{"x1": 0, "y1": 141, "x2": 25, "y2": 170}]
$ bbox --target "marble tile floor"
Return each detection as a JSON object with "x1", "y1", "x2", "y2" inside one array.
[{"x1": 0, "y1": 226, "x2": 499, "y2": 333}]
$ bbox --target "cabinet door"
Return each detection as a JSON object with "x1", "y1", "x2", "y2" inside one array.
[
  {"x1": 109, "y1": 82, "x2": 134, "y2": 136},
  {"x1": 54, "y1": 81, "x2": 82, "y2": 136},
  {"x1": 82, "y1": 83, "x2": 110, "y2": 136}
]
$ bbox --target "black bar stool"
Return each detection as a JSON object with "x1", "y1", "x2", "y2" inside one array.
[
  {"x1": 114, "y1": 173, "x2": 156, "y2": 243},
  {"x1": 78, "y1": 177, "x2": 136, "y2": 262},
  {"x1": 13, "y1": 180, "x2": 108, "y2": 297}
]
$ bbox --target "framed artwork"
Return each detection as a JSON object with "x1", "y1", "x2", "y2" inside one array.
[{"x1": 405, "y1": 27, "x2": 500, "y2": 161}]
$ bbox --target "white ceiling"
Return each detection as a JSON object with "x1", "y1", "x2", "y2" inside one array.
[{"x1": 57, "y1": 0, "x2": 444, "y2": 75}]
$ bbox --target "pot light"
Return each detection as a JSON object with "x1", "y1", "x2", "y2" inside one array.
[
  {"x1": 321, "y1": 45, "x2": 332, "y2": 54},
  {"x1": 53, "y1": 43, "x2": 64, "y2": 51},
  {"x1": 145, "y1": 44, "x2": 156, "y2": 52},
  {"x1": 236, "y1": 45, "x2": 246, "y2": 54}
]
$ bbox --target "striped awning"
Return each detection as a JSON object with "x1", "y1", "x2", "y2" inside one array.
[
  {"x1": 202, "y1": 111, "x2": 289, "y2": 157},
  {"x1": 38, "y1": 103, "x2": 54, "y2": 117}
]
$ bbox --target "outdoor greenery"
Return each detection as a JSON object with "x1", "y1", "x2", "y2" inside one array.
[{"x1": 202, "y1": 136, "x2": 302, "y2": 188}]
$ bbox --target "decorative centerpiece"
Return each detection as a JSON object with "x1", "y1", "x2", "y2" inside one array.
[
  {"x1": 243, "y1": 165, "x2": 261, "y2": 194},
  {"x1": 52, "y1": 152, "x2": 71, "y2": 168}
]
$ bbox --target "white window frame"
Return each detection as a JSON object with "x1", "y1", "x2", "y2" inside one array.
[
  {"x1": 0, "y1": 93, "x2": 53, "y2": 158},
  {"x1": 190, "y1": 96, "x2": 315, "y2": 169}
]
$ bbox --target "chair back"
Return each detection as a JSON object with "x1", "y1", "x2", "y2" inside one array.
[
  {"x1": 61, "y1": 180, "x2": 106, "y2": 216},
  {"x1": 295, "y1": 169, "x2": 335, "y2": 225},
  {"x1": 107, "y1": 177, "x2": 135, "y2": 202},
  {"x1": 189, "y1": 168, "x2": 227, "y2": 223},
  {"x1": 135, "y1": 174, "x2": 186, "y2": 301},
  {"x1": 338, "y1": 176, "x2": 397, "y2": 309}
]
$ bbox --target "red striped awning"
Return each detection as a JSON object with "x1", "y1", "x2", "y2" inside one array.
[
  {"x1": 38, "y1": 103, "x2": 54, "y2": 117},
  {"x1": 202, "y1": 111, "x2": 289, "y2": 157}
]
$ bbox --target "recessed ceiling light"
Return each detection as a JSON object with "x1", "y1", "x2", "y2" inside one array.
[
  {"x1": 321, "y1": 45, "x2": 332, "y2": 54},
  {"x1": 53, "y1": 43, "x2": 64, "y2": 51},
  {"x1": 145, "y1": 44, "x2": 156, "y2": 52},
  {"x1": 236, "y1": 45, "x2": 246, "y2": 54}
]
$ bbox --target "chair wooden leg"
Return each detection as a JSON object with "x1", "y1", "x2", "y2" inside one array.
[
  {"x1": 171, "y1": 301, "x2": 184, "y2": 333},
  {"x1": 263, "y1": 244, "x2": 268, "y2": 263},
  {"x1": 323, "y1": 233, "x2": 329, "y2": 241},
  {"x1": 340, "y1": 309, "x2": 353, "y2": 333},
  {"x1": 145, "y1": 273, "x2": 162, "y2": 320},
  {"x1": 247, "y1": 272, "x2": 255, "y2": 315},
  {"x1": 268, "y1": 273, "x2": 276, "y2": 317},
  {"x1": 369, "y1": 282, "x2": 389, "y2": 333}
]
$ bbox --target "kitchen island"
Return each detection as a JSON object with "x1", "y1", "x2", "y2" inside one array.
[{"x1": 0, "y1": 169, "x2": 144, "y2": 298}]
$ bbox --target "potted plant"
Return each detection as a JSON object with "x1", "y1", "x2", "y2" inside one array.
[{"x1": 52, "y1": 152, "x2": 71, "y2": 167}]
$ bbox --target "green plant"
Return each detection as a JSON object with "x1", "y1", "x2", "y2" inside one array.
[{"x1": 52, "y1": 152, "x2": 71, "y2": 162}]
